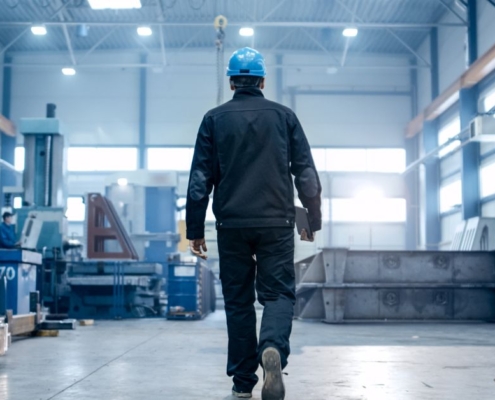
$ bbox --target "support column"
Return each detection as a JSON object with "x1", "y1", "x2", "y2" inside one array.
[
  {"x1": 275, "y1": 54, "x2": 283, "y2": 104},
  {"x1": 460, "y1": 87, "x2": 480, "y2": 219},
  {"x1": 460, "y1": 0, "x2": 480, "y2": 220},
  {"x1": 138, "y1": 53, "x2": 147, "y2": 170},
  {"x1": 466, "y1": 0, "x2": 478, "y2": 65},
  {"x1": 423, "y1": 120, "x2": 441, "y2": 250},
  {"x1": 430, "y1": 28, "x2": 440, "y2": 99},
  {"x1": 406, "y1": 59, "x2": 419, "y2": 250},
  {"x1": 1, "y1": 55, "x2": 15, "y2": 209}
]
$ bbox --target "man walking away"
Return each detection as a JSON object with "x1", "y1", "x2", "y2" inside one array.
[{"x1": 186, "y1": 47, "x2": 322, "y2": 400}]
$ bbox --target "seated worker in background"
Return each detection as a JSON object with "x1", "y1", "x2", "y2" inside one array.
[{"x1": 0, "y1": 212, "x2": 18, "y2": 249}]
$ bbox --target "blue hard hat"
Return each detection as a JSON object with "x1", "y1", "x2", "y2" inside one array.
[{"x1": 226, "y1": 47, "x2": 266, "y2": 77}]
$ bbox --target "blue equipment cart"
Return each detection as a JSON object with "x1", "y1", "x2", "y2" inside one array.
[
  {"x1": 167, "y1": 260, "x2": 216, "y2": 320},
  {"x1": 0, "y1": 250, "x2": 42, "y2": 315}
]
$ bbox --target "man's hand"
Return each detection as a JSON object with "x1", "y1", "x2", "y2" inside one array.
[
  {"x1": 189, "y1": 238, "x2": 208, "y2": 260},
  {"x1": 300, "y1": 229, "x2": 315, "y2": 243}
]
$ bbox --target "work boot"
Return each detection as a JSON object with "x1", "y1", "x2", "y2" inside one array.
[
  {"x1": 261, "y1": 347, "x2": 285, "y2": 400},
  {"x1": 232, "y1": 387, "x2": 253, "y2": 398}
]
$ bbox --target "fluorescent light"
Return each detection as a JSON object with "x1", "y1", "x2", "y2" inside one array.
[
  {"x1": 239, "y1": 27, "x2": 254, "y2": 37},
  {"x1": 137, "y1": 26, "x2": 153, "y2": 36},
  {"x1": 62, "y1": 68, "x2": 76, "y2": 76},
  {"x1": 88, "y1": 0, "x2": 141, "y2": 9},
  {"x1": 343, "y1": 28, "x2": 358, "y2": 37},
  {"x1": 117, "y1": 178, "x2": 128, "y2": 187},
  {"x1": 31, "y1": 25, "x2": 47, "y2": 36}
]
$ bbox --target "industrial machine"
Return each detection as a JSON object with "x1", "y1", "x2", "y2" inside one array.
[
  {"x1": 15, "y1": 103, "x2": 68, "y2": 258},
  {"x1": 103, "y1": 173, "x2": 218, "y2": 320},
  {"x1": 450, "y1": 217, "x2": 495, "y2": 251},
  {"x1": 59, "y1": 192, "x2": 165, "y2": 319},
  {"x1": 2, "y1": 104, "x2": 214, "y2": 322},
  {"x1": 104, "y1": 171, "x2": 181, "y2": 263},
  {"x1": 295, "y1": 248, "x2": 495, "y2": 323}
]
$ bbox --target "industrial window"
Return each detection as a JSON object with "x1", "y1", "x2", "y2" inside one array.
[
  {"x1": 13, "y1": 196, "x2": 23, "y2": 209},
  {"x1": 147, "y1": 148, "x2": 194, "y2": 171},
  {"x1": 68, "y1": 147, "x2": 138, "y2": 171},
  {"x1": 327, "y1": 149, "x2": 367, "y2": 171},
  {"x1": 15, "y1": 147, "x2": 25, "y2": 171},
  {"x1": 438, "y1": 117, "x2": 461, "y2": 157},
  {"x1": 480, "y1": 163, "x2": 495, "y2": 198},
  {"x1": 367, "y1": 149, "x2": 406, "y2": 173},
  {"x1": 311, "y1": 148, "x2": 405, "y2": 173},
  {"x1": 310, "y1": 149, "x2": 327, "y2": 171},
  {"x1": 66, "y1": 197, "x2": 86, "y2": 222},
  {"x1": 331, "y1": 198, "x2": 406, "y2": 222},
  {"x1": 483, "y1": 89, "x2": 495, "y2": 113},
  {"x1": 439, "y1": 180, "x2": 462, "y2": 213}
]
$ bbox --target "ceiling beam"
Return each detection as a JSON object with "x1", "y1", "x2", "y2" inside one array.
[
  {"x1": 3, "y1": 63, "x2": 430, "y2": 70},
  {"x1": 78, "y1": 27, "x2": 119, "y2": 63},
  {"x1": 437, "y1": 0, "x2": 468, "y2": 25},
  {"x1": 0, "y1": 21, "x2": 467, "y2": 29},
  {"x1": 53, "y1": 0, "x2": 76, "y2": 66},
  {"x1": 301, "y1": 29, "x2": 340, "y2": 64},
  {"x1": 0, "y1": 1, "x2": 72, "y2": 57},
  {"x1": 334, "y1": 0, "x2": 431, "y2": 67}
]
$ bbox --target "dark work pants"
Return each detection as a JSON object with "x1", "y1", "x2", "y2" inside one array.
[{"x1": 218, "y1": 227, "x2": 296, "y2": 392}]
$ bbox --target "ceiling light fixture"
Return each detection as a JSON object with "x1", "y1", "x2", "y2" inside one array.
[
  {"x1": 88, "y1": 0, "x2": 142, "y2": 10},
  {"x1": 62, "y1": 67, "x2": 76, "y2": 76},
  {"x1": 342, "y1": 27, "x2": 358, "y2": 37},
  {"x1": 137, "y1": 26, "x2": 153, "y2": 36},
  {"x1": 239, "y1": 27, "x2": 254, "y2": 37},
  {"x1": 31, "y1": 25, "x2": 47, "y2": 36},
  {"x1": 117, "y1": 178, "x2": 128, "y2": 187}
]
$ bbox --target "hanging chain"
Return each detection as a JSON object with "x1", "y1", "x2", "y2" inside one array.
[
  {"x1": 214, "y1": 15, "x2": 228, "y2": 106},
  {"x1": 216, "y1": 27, "x2": 225, "y2": 106}
]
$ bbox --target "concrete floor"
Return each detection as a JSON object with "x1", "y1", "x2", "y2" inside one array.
[{"x1": 1, "y1": 312, "x2": 495, "y2": 400}]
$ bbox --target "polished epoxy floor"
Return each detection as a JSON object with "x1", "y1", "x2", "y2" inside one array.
[{"x1": 1, "y1": 312, "x2": 495, "y2": 400}]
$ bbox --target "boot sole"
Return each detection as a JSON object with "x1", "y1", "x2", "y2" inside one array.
[
  {"x1": 261, "y1": 348, "x2": 285, "y2": 400},
  {"x1": 232, "y1": 391, "x2": 252, "y2": 398}
]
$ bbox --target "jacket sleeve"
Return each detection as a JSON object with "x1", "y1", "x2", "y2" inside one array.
[
  {"x1": 186, "y1": 116, "x2": 215, "y2": 240},
  {"x1": 288, "y1": 112, "x2": 322, "y2": 233},
  {"x1": 0, "y1": 224, "x2": 16, "y2": 249}
]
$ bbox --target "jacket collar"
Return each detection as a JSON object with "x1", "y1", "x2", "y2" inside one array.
[{"x1": 233, "y1": 87, "x2": 265, "y2": 99}]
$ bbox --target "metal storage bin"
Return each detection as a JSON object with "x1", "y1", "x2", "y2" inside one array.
[{"x1": 167, "y1": 261, "x2": 216, "y2": 320}]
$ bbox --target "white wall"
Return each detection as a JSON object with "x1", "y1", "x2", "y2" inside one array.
[
  {"x1": 8, "y1": 50, "x2": 411, "y2": 149},
  {"x1": 286, "y1": 53, "x2": 411, "y2": 148},
  {"x1": 417, "y1": 37, "x2": 432, "y2": 111},
  {"x1": 482, "y1": 201, "x2": 495, "y2": 217},
  {"x1": 437, "y1": 12, "x2": 467, "y2": 93},
  {"x1": 415, "y1": 0, "x2": 495, "y2": 249},
  {"x1": 10, "y1": 52, "x2": 140, "y2": 145},
  {"x1": 477, "y1": 0, "x2": 495, "y2": 56}
]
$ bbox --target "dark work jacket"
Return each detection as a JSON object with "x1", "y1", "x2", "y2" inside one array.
[
  {"x1": 0, "y1": 222, "x2": 17, "y2": 249},
  {"x1": 186, "y1": 87, "x2": 322, "y2": 240}
]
